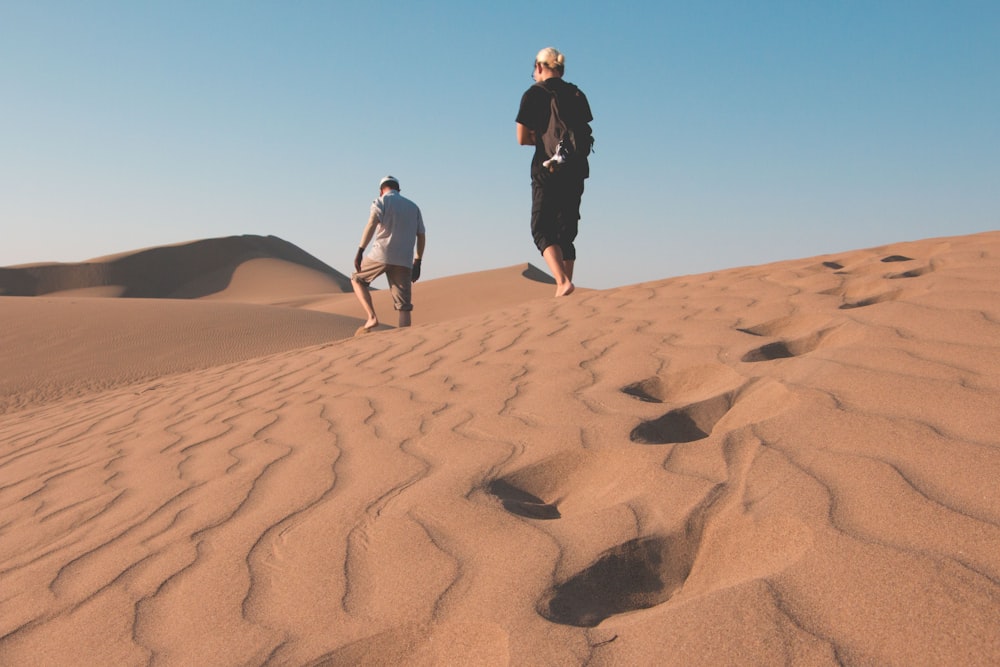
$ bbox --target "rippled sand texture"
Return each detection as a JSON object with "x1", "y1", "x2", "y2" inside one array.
[{"x1": 2, "y1": 231, "x2": 999, "y2": 665}]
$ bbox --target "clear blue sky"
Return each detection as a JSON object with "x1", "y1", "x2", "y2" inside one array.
[{"x1": 2, "y1": 1, "x2": 998, "y2": 288}]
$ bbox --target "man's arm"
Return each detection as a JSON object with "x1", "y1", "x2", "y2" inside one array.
[
  {"x1": 358, "y1": 211, "x2": 378, "y2": 249},
  {"x1": 355, "y1": 211, "x2": 379, "y2": 271},
  {"x1": 411, "y1": 233, "x2": 427, "y2": 282},
  {"x1": 516, "y1": 122, "x2": 536, "y2": 146},
  {"x1": 415, "y1": 233, "x2": 426, "y2": 260}
]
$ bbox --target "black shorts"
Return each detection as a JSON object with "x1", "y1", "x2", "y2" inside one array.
[{"x1": 530, "y1": 173, "x2": 585, "y2": 261}]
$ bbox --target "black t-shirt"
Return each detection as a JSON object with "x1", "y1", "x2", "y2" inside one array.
[{"x1": 516, "y1": 78, "x2": 593, "y2": 179}]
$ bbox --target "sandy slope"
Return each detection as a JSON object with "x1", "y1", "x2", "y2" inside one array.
[
  {"x1": 1, "y1": 231, "x2": 999, "y2": 665},
  {"x1": 0, "y1": 234, "x2": 558, "y2": 412}
]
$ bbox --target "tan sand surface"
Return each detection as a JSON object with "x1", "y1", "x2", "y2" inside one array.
[
  {"x1": 0, "y1": 237, "x2": 557, "y2": 412},
  {"x1": 2, "y1": 231, "x2": 999, "y2": 665}
]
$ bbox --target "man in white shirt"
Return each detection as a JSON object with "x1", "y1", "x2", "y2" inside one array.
[{"x1": 352, "y1": 175, "x2": 427, "y2": 330}]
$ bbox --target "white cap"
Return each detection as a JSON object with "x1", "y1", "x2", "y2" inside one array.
[{"x1": 379, "y1": 175, "x2": 399, "y2": 190}]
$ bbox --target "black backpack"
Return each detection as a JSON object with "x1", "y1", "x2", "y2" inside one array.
[{"x1": 538, "y1": 82, "x2": 593, "y2": 173}]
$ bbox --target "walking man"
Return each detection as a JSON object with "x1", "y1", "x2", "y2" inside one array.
[
  {"x1": 352, "y1": 175, "x2": 426, "y2": 330},
  {"x1": 516, "y1": 46, "x2": 593, "y2": 297}
]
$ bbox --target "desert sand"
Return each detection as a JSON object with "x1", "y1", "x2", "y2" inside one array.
[{"x1": 1, "y1": 231, "x2": 999, "y2": 665}]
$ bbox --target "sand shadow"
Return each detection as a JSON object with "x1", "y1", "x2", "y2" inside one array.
[
  {"x1": 538, "y1": 536, "x2": 672, "y2": 627},
  {"x1": 521, "y1": 265, "x2": 558, "y2": 285},
  {"x1": 888, "y1": 265, "x2": 932, "y2": 279},
  {"x1": 538, "y1": 485, "x2": 723, "y2": 627},
  {"x1": 740, "y1": 324, "x2": 842, "y2": 362},
  {"x1": 621, "y1": 377, "x2": 666, "y2": 403},
  {"x1": 486, "y1": 479, "x2": 561, "y2": 520},
  {"x1": 839, "y1": 290, "x2": 902, "y2": 309},
  {"x1": 621, "y1": 365, "x2": 746, "y2": 408},
  {"x1": 881, "y1": 255, "x2": 914, "y2": 263},
  {"x1": 630, "y1": 393, "x2": 734, "y2": 445},
  {"x1": 741, "y1": 340, "x2": 794, "y2": 361},
  {"x1": 737, "y1": 314, "x2": 834, "y2": 339}
]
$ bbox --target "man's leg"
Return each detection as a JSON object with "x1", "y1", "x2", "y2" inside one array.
[
  {"x1": 542, "y1": 245, "x2": 574, "y2": 297},
  {"x1": 353, "y1": 260, "x2": 389, "y2": 330},
  {"x1": 563, "y1": 259, "x2": 575, "y2": 281},
  {"x1": 386, "y1": 264, "x2": 414, "y2": 327},
  {"x1": 533, "y1": 181, "x2": 574, "y2": 297},
  {"x1": 352, "y1": 277, "x2": 379, "y2": 329},
  {"x1": 559, "y1": 178, "x2": 582, "y2": 285}
]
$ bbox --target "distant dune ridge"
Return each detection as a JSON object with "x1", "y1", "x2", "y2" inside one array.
[
  {"x1": 1, "y1": 231, "x2": 999, "y2": 665},
  {"x1": 0, "y1": 234, "x2": 353, "y2": 298}
]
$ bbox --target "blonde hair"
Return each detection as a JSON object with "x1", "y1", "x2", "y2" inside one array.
[{"x1": 535, "y1": 47, "x2": 565, "y2": 73}]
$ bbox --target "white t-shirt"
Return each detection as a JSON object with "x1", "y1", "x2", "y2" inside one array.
[{"x1": 367, "y1": 190, "x2": 425, "y2": 268}]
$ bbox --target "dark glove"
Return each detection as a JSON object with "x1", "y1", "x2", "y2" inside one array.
[
  {"x1": 354, "y1": 247, "x2": 364, "y2": 273},
  {"x1": 411, "y1": 258, "x2": 422, "y2": 282}
]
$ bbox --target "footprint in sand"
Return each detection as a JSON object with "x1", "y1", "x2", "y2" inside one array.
[
  {"x1": 838, "y1": 289, "x2": 902, "y2": 309},
  {"x1": 629, "y1": 392, "x2": 735, "y2": 444},
  {"x1": 482, "y1": 454, "x2": 577, "y2": 524},
  {"x1": 537, "y1": 485, "x2": 722, "y2": 627},
  {"x1": 881, "y1": 255, "x2": 934, "y2": 280},
  {"x1": 536, "y1": 431, "x2": 812, "y2": 628},
  {"x1": 488, "y1": 375, "x2": 805, "y2": 628},
  {"x1": 483, "y1": 461, "x2": 703, "y2": 626},
  {"x1": 486, "y1": 479, "x2": 561, "y2": 520},
  {"x1": 537, "y1": 534, "x2": 680, "y2": 627},
  {"x1": 483, "y1": 449, "x2": 646, "y2": 523},
  {"x1": 887, "y1": 265, "x2": 933, "y2": 279},
  {"x1": 622, "y1": 365, "x2": 747, "y2": 444},
  {"x1": 622, "y1": 364, "x2": 745, "y2": 406},
  {"x1": 621, "y1": 376, "x2": 667, "y2": 403},
  {"x1": 624, "y1": 364, "x2": 798, "y2": 445},
  {"x1": 739, "y1": 325, "x2": 842, "y2": 362},
  {"x1": 740, "y1": 340, "x2": 796, "y2": 361},
  {"x1": 818, "y1": 254, "x2": 927, "y2": 301}
]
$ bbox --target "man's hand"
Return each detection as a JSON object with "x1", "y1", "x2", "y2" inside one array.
[
  {"x1": 411, "y1": 258, "x2": 422, "y2": 282},
  {"x1": 354, "y1": 247, "x2": 364, "y2": 273}
]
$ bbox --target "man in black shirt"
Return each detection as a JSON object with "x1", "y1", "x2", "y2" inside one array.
[{"x1": 516, "y1": 46, "x2": 593, "y2": 297}]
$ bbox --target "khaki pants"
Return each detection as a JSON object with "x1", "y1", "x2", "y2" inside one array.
[{"x1": 352, "y1": 259, "x2": 413, "y2": 311}]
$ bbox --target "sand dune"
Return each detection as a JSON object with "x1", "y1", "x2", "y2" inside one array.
[
  {"x1": 0, "y1": 235, "x2": 353, "y2": 299},
  {"x1": 0, "y1": 237, "x2": 559, "y2": 412},
  {"x1": 1, "y1": 231, "x2": 999, "y2": 665}
]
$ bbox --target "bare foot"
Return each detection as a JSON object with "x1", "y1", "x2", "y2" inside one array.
[
  {"x1": 363, "y1": 316, "x2": 379, "y2": 330},
  {"x1": 555, "y1": 282, "x2": 575, "y2": 297}
]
